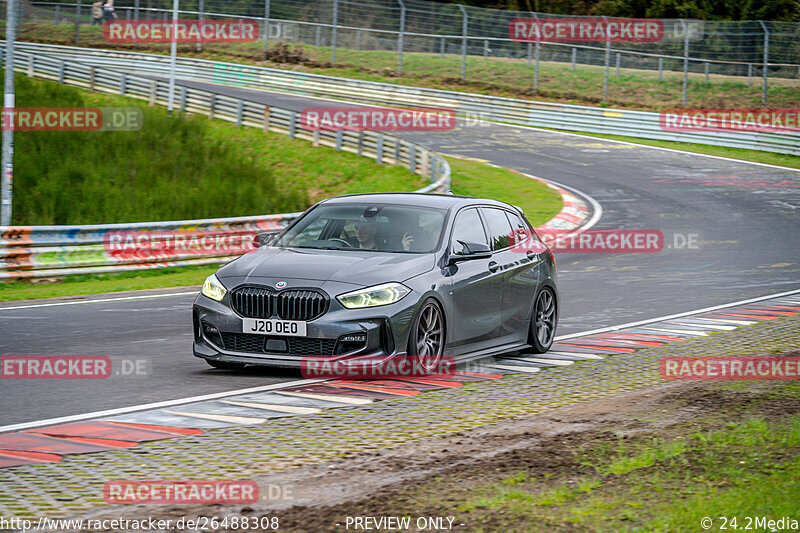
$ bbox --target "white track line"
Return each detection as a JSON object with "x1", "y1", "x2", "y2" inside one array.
[
  {"x1": 0, "y1": 378, "x2": 325, "y2": 434},
  {"x1": 0, "y1": 291, "x2": 198, "y2": 311}
]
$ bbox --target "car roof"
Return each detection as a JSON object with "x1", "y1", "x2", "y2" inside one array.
[{"x1": 321, "y1": 192, "x2": 517, "y2": 211}]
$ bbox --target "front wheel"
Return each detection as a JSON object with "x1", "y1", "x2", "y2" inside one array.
[
  {"x1": 408, "y1": 299, "x2": 446, "y2": 373},
  {"x1": 528, "y1": 287, "x2": 557, "y2": 353},
  {"x1": 205, "y1": 359, "x2": 246, "y2": 370}
]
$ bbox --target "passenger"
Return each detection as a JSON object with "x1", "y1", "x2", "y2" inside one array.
[{"x1": 91, "y1": 2, "x2": 103, "y2": 25}]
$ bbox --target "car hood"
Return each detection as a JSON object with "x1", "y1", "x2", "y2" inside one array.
[{"x1": 216, "y1": 247, "x2": 435, "y2": 286}]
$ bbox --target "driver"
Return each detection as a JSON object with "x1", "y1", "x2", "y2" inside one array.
[{"x1": 354, "y1": 217, "x2": 379, "y2": 250}]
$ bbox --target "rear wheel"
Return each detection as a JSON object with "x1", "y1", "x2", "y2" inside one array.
[
  {"x1": 205, "y1": 359, "x2": 246, "y2": 370},
  {"x1": 408, "y1": 299, "x2": 445, "y2": 372},
  {"x1": 528, "y1": 287, "x2": 557, "y2": 353}
]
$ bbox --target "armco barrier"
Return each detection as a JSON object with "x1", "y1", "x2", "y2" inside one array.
[
  {"x1": 11, "y1": 42, "x2": 800, "y2": 156},
  {"x1": 0, "y1": 47, "x2": 451, "y2": 279}
]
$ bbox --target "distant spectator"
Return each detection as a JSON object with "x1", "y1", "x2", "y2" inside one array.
[
  {"x1": 103, "y1": 0, "x2": 117, "y2": 22},
  {"x1": 91, "y1": 1, "x2": 103, "y2": 25}
]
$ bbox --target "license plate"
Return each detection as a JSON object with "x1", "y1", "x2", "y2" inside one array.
[{"x1": 242, "y1": 318, "x2": 307, "y2": 337}]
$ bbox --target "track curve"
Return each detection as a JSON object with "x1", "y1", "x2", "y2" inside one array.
[{"x1": 1, "y1": 77, "x2": 798, "y2": 427}]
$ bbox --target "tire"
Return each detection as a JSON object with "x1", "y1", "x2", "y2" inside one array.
[
  {"x1": 528, "y1": 287, "x2": 557, "y2": 354},
  {"x1": 205, "y1": 359, "x2": 246, "y2": 370},
  {"x1": 407, "y1": 298, "x2": 446, "y2": 373}
]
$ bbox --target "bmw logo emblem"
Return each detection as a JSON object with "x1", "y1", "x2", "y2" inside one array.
[{"x1": 275, "y1": 281, "x2": 287, "y2": 289}]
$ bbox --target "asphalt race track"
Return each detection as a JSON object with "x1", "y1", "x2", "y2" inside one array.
[{"x1": 1, "y1": 77, "x2": 798, "y2": 428}]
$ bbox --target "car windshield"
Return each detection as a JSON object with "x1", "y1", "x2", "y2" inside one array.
[{"x1": 275, "y1": 203, "x2": 447, "y2": 253}]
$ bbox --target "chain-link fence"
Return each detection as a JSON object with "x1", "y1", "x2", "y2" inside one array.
[{"x1": 9, "y1": 0, "x2": 800, "y2": 106}]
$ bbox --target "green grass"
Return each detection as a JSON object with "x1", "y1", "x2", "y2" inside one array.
[{"x1": 6, "y1": 73, "x2": 426, "y2": 225}]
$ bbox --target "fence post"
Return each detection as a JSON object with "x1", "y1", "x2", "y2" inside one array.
[
  {"x1": 74, "y1": 0, "x2": 82, "y2": 44},
  {"x1": 615, "y1": 53, "x2": 620, "y2": 76},
  {"x1": 262, "y1": 0, "x2": 270, "y2": 54},
  {"x1": 747, "y1": 63, "x2": 752, "y2": 87},
  {"x1": 89, "y1": 66, "x2": 95, "y2": 91},
  {"x1": 331, "y1": 0, "x2": 339, "y2": 64},
  {"x1": 658, "y1": 57, "x2": 663, "y2": 80},
  {"x1": 120, "y1": 72, "x2": 127, "y2": 95},
  {"x1": 289, "y1": 112, "x2": 296, "y2": 138},
  {"x1": 236, "y1": 100, "x2": 244, "y2": 126},
  {"x1": 196, "y1": 0, "x2": 204, "y2": 52},
  {"x1": 335, "y1": 130, "x2": 343, "y2": 150},
  {"x1": 759, "y1": 20, "x2": 769, "y2": 105},
  {"x1": 681, "y1": 19, "x2": 689, "y2": 107},
  {"x1": 27, "y1": 55, "x2": 34, "y2": 77},
  {"x1": 180, "y1": 87, "x2": 187, "y2": 112},
  {"x1": 458, "y1": 5, "x2": 468, "y2": 80},
  {"x1": 527, "y1": 42, "x2": 532, "y2": 66},
  {"x1": 312, "y1": 129, "x2": 320, "y2": 146},
  {"x1": 59, "y1": 60, "x2": 65, "y2": 83},
  {"x1": 440, "y1": 37, "x2": 445, "y2": 57},
  {"x1": 315, "y1": 25, "x2": 321, "y2": 48},
  {"x1": 55, "y1": 4, "x2": 59, "y2": 23},
  {"x1": 483, "y1": 40, "x2": 488, "y2": 61},
  {"x1": 134, "y1": 0, "x2": 139, "y2": 19},
  {"x1": 151, "y1": 80, "x2": 158, "y2": 106},
  {"x1": 571, "y1": 47, "x2": 576, "y2": 71},
  {"x1": 408, "y1": 144, "x2": 416, "y2": 172},
  {"x1": 532, "y1": 12, "x2": 540, "y2": 93},
  {"x1": 376, "y1": 134, "x2": 384, "y2": 163},
  {"x1": 356, "y1": 30, "x2": 361, "y2": 50},
  {"x1": 603, "y1": 16, "x2": 609, "y2": 102},
  {"x1": 397, "y1": 0, "x2": 406, "y2": 74},
  {"x1": 704, "y1": 61, "x2": 709, "y2": 82}
]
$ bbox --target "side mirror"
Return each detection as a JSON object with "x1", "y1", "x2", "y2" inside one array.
[
  {"x1": 448, "y1": 240, "x2": 492, "y2": 264},
  {"x1": 252, "y1": 230, "x2": 281, "y2": 248}
]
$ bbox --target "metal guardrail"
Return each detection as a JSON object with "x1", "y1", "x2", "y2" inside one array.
[
  {"x1": 15, "y1": 42, "x2": 800, "y2": 156},
  {"x1": 0, "y1": 46, "x2": 451, "y2": 279}
]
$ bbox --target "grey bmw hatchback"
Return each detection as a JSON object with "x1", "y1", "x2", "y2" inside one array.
[{"x1": 192, "y1": 193, "x2": 558, "y2": 371}]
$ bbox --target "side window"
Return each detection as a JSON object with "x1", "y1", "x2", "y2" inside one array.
[
  {"x1": 482, "y1": 208, "x2": 514, "y2": 251},
  {"x1": 506, "y1": 210, "x2": 534, "y2": 245},
  {"x1": 450, "y1": 208, "x2": 488, "y2": 255}
]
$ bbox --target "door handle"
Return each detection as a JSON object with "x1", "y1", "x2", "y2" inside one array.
[{"x1": 488, "y1": 261, "x2": 499, "y2": 273}]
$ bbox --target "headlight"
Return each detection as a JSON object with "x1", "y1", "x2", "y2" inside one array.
[
  {"x1": 201, "y1": 274, "x2": 227, "y2": 302},
  {"x1": 336, "y1": 282, "x2": 411, "y2": 309}
]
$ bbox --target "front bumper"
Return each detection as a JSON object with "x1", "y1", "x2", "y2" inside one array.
[{"x1": 192, "y1": 289, "x2": 420, "y2": 368}]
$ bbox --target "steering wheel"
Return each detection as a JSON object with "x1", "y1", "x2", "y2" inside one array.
[{"x1": 328, "y1": 238, "x2": 354, "y2": 248}]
